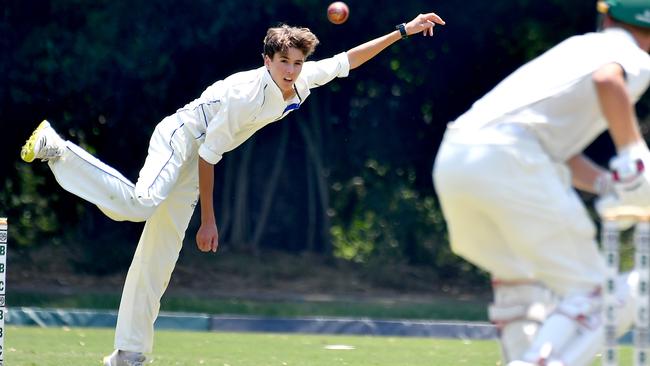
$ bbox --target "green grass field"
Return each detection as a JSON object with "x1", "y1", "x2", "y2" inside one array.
[{"x1": 5, "y1": 326, "x2": 633, "y2": 366}]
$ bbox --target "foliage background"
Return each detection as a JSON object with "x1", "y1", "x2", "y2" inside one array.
[{"x1": 0, "y1": 0, "x2": 636, "y2": 287}]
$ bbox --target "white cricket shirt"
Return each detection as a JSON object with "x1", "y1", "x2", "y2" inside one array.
[
  {"x1": 449, "y1": 28, "x2": 650, "y2": 162},
  {"x1": 178, "y1": 52, "x2": 350, "y2": 164}
]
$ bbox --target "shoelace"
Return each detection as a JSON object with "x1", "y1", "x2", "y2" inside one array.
[
  {"x1": 38, "y1": 137, "x2": 63, "y2": 161},
  {"x1": 121, "y1": 353, "x2": 146, "y2": 366}
]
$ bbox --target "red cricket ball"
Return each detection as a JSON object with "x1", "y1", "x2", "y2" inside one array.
[{"x1": 327, "y1": 2, "x2": 349, "y2": 25}]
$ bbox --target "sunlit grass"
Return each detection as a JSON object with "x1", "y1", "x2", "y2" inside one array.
[{"x1": 5, "y1": 326, "x2": 632, "y2": 366}]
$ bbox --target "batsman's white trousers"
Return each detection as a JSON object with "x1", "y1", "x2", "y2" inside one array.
[
  {"x1": 433, "y1": 126, "x2": 606, "y2": 296},
  {"x1": 48, "y1": 115, "x2": 199, "y2": 353}
]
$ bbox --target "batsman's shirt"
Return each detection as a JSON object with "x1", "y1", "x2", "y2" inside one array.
[
  {"x1": 178, "y1": 52, "x2": 350, "y2": 165},
  {"x1": 449, "y1": 27, "x2": 650, "y2": 162}
]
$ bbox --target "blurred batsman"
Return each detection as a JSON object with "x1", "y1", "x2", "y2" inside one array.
[
  {"x1": 19, "y1": 11, "x2": 444, "y2": 366},
  {"x1": 433, "y1": 1, "x2": 650, "y2": 365}
]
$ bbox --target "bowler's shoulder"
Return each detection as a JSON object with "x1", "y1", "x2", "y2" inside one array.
[
  {"x1": 299, "y1": 52, "x2": 350, "y2": 87},
  {"x1": 221, "y1": 67, "x2": 267, "y2": 103},
  {"x1": 223, "y1": 67, "x2": 265, "y2": 90},
  {"x1": 302, "y1": 52, "x2": 348, "y2": 70}
]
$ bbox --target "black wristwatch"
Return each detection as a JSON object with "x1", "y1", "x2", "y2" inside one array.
[{"x1": 396, "y1": 23, "x2": 408, "y2": 39}]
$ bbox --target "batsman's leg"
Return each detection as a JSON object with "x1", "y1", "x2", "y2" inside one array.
[
  {"x1": 507, "y1": 292, "x2": 603, "y2": 366},
  {"x1": 489, "y1": 281, "x2": 557, "y2": 363}
]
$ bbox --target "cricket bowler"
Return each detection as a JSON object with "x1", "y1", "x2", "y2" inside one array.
[{"x1": 20, "y1": 12, "x2": 444, "y2": 366}]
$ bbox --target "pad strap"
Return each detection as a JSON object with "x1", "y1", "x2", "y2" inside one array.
[{"x1": 489, "y1": 281, "x2": 556, "y2": 327}]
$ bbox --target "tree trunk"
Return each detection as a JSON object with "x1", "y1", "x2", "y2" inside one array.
[
  {"x1": 218, "y1": 155, "x2": 235, "y2": 242},
  {"x1": 298, "y1": 111, "x2": 332, "y2": 255},
  {"x1": 251, "y1": 123, "x2": 289, "y2": 253},
  {"x1": 304, "y1": 148, "x2": 316, "y2": 251},
  {"x1": 230, "y1": 139, "x2": 255, "y2": 249}
]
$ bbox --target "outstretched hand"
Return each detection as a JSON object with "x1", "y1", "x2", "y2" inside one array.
[
  {"x1": 405, "y1": 12, "x2": 445, "y2": 37},
  {"x1": 346, "y1": 10, "x2": 445, "y2": 70}
]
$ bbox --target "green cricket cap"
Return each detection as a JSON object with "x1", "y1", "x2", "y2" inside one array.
[{"x1": 598, "y1": 0, "x2": 650, "y2": 28}]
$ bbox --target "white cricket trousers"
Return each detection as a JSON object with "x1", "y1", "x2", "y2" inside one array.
[
  {"x1": 433, "y1": 126, "x2": 606, "y2": 296},
  {"x1": 47, "y1": 115, "x2": 199, "y2": 353}
]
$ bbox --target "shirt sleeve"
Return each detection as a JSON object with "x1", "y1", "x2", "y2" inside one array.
[
  {"x1": 198, "y1": 103, "x2": 230, "y2": 165},
  {"x1": 301, "y1": 52, "x2": 350, "y2": 88},
  {"x1": 198, "y1": 96, "x2": 252, "y2": 165},
  {"x1": 607, "y1": 44, "x2": 650, "y2": 102}
]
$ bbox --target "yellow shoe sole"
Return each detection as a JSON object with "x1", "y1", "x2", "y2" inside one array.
[{"x1": 20, "y1": 120, "x2": 50, "y2": 163}]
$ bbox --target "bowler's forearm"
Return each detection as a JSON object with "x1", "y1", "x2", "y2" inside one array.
[
  {"x1": 346, "y1": 12, "x2": 444, "y2": 70},
  {"x1": 198, "y1": 157, "x2": 216, "y2": 224},
  {"x1": 347, "y1": 31, "x2": 402, "y2": 70}
]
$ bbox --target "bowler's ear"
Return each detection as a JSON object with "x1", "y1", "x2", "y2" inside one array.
[{"x1": 263, "y1": 54, "x2": 271, "y2": 69}]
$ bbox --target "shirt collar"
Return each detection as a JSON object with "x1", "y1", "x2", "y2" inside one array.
[
  {"x1": 262, "y1": 68, "x2": 304, "y2": 106},
  {"x1": 262, "y1": 68, "x2": 285, "y2": 101},
  {"x1": 604, "y1": 27, "x2": 639, "y2": 47}
]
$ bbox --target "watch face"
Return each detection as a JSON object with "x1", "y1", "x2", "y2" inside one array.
[{"x1": 396, "y1": 24, "x2": 407, "y2": 38}]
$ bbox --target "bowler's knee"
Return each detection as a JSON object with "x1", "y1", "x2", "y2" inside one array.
[{"x1": 98, "y1": 204, "x2": 154, "y2": 222}]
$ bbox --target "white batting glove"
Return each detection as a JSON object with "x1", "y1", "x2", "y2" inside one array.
[
  {"x1": 609, "y1": 141, "x2": 650, "y2": 207},
  {"x1": 593, "y1": 171, "x2": 615, "y2": 196}
]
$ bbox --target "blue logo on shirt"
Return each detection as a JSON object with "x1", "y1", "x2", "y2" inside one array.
[{"x1": 283, "y1": 103, "x2": 300, "y2": 114}]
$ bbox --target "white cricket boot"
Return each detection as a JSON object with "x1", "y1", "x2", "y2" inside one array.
[
  {"x1": 102, "y1": 350, "x2": 147, "y2": 366},
  {"x1": 20, "y1": 120, "x2": 65, "y2": 162}
]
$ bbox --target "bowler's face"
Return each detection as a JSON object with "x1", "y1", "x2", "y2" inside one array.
[{"x1": 264, "y1": 47, "x2": 306, "y2": 96}]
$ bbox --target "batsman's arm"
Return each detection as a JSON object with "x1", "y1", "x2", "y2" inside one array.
[
  {"x1": 566, "y1": 154, "x2": 610, "y2": 195},
  {"x1": 197, "y1": 157, "x2": 219, "y2": 253},
  {"x1": 593, "y1": 62, "x2": 643, "y2": 150},
  {"x1": 346, "y1": 12, "x2": 445, "y2": 70}
]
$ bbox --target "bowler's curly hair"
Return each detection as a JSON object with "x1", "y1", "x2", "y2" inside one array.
[{"x1": 263, "y1": 24, "x2": 319, "y2": 59}]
